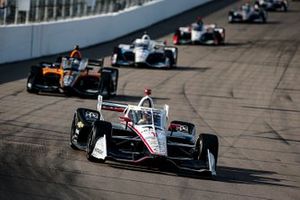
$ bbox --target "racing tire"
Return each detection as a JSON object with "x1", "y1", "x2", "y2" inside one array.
[
  {"x1": 260, "y1": 12, "x2": 267, "y2": 23},
  {"x1": 98, "y1": 72, "x2": 111, "y2": 99},
  {"x1": 228, "y1": 14, "x2": 233, "y2": 23},
  {"x1": 86, "y1": 120, "x2": 112, "y2": 162},
  {"x1": 173, "y1": 30, "x2": 181, "y2": 45},
  {"x1": 165, "y1": 50, "x2": 177, "y2": 68},
  {"x1": 197, "y1": 133, "x2": 219, "y2": 166},
  {"x1": 111, "y1": 47, "x2": 121, "y2": 67},
  {"x1": 282, "y1": 3, "x2": 287, "y2": 12},
  {"x1": 26, "y1": 74, "x2": 39, "y2": 93},
  {"x1": 27, "y1": 66, "x2": 43, "y2": 93},
  {"x1": 70, "y1": 114, "x2": 79, "y2": 150}
]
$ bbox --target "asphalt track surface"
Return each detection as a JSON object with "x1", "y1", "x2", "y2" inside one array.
[{"x1": 1, "y1": 0, "x2": 300, "y2": 199}]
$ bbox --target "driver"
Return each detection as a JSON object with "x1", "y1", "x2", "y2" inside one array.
[
  {"x1": 137, "y1": 112, "x2": 151, "y2": 125},
  {"x1": 192, "y1": 16, "x2": 204, "y2": 31},
  {"x1": 70, "y1": 45, "x2": 82, "y2": 59}
]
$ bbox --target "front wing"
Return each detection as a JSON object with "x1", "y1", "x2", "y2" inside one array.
[{"x1": 91, "y1": 134, "x2": 217, "y2": 176}]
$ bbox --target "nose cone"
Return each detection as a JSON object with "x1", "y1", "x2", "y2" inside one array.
[
  {"x1": 135, "y1": 48, "x2": 149, "y2": 63},
  {"x1": 137, "y1": 126, "x2": 167, "y2": 156}
]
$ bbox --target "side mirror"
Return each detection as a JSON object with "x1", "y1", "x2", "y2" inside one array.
[
  {"x1": 168, "y1": 124, "x2": 178, "y2": 136},
  {"x1": 119, "y1": 116, "x2": 132, "y2": 123},
  {"x1": 168, "y1": 124, "x2": 177, "y2": 132}
]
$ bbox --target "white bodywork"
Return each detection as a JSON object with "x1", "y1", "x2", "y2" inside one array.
[
  {"x1": 97, "y1": 93, "x2": 169, "y2": 156},
  {"x1": 191, "y1": 24, "x2": 216, "y2": 42},
  {"x1": 92, "y1": 134, "x2": 107, "y2": 159},
  {"x1": 94, "y1": 92, "x2": 217, "y2": 175},
  {"x1": 112, "y1": 34, "x2": 176, "y2": 68}
]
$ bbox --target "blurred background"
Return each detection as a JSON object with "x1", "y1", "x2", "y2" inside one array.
[{"x1": 0, "y1": 0, "x2": 154, "y2": 25}]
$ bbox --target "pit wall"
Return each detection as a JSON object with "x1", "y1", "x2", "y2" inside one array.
[{"x1": 0, "y1": 0, "x2": 211, "y2": 64}]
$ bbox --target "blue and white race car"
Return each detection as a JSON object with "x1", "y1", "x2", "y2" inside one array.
[
  {"x1": 70, "y1": 89, "x2": 219, "y2": 176},
  {"x1": 111, "y1": 34, "x2": 178, "y2": 68},
  {"x1": 228, "y1": 3, "x2": 268, "y2": 23}
]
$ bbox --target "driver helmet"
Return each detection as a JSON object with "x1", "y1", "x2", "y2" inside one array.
[
  {"x1": 141, "y1": 33, "x2": 151, "y2": 45},
  {"x1": 74, "y1": 45, "x2": 79, "y2": 50}
]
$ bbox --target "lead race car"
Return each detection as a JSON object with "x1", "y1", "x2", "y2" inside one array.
[
  {"x1": 111, "y1": 34, "x2": 178, "y2": 68},
  {"x1": 173, "y1": 19, "x2": 225, "y2": 45},
  {"x1": 70, "y1": 89, "x2": 219, "y2": 176},
  {"x1": 228, "y1": 3, "x2": 268, "y2": 23},
  {"x1": 258, "y1": 0, "x2": 288, "y2": 11},
  {"x1": 26, "y1": 57, "x2": 118, "y2": 98}
]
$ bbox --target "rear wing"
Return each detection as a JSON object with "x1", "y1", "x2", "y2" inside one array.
[{"x1": 97, "y1": 95, "x2": 128, "y2": 114}]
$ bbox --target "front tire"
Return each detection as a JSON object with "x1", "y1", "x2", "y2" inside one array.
[
  {"x1": 228, "y1": 14, "x2": 233, "y2": 23},
  {"x1": 86, "y1": 121, "x2": 112, "y2": 162},
  {"x1": 26, "y1": 74, "x2": 39, "y2": 93},
  {"x1": 70, "y1": 114, "x2": 79, "y2": 150}
]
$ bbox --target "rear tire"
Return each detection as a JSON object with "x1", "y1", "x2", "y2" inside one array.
[
  {"x1": 282, "y1": 3, "x2": 287, "y2": 12},
  {"x1": 169, "y1": 120, "x2": 195, "y2": 135},
  {"x1": 86, "y1": 121, "x2": 112, "y2": 162},
  {"x1": 98, "y1": 73, "x2": 111, "y2": 99},
  {"x1": 228, "y1": 14, "x2": 233, "y2": 23},
  {"x1": 197, "y1": 133, "x2": 219, "y2": 166}
]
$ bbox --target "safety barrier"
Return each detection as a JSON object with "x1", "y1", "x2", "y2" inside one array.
[
  {"x1": 0, "y1": 0, "x2": 154, "y2": 25},
  {"x1": 0, "y1": 0, "x2": 211, "y2": 64}
]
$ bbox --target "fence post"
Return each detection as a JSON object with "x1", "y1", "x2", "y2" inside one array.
[
  {"x1": 35, "y1": 0, "x2": 39, "y2": 21},
  {"x1": 3, "y1": 5, "x2": 7, "y2": 25},
  {"x1": 62, "y1": 0, "x2": 65, "y2": 18},
  {"x1": 44, "y1": 0, "x2": 48, "y2": 21},
  {"x1": 70, "y1": 0, "x2": 73, "y2": 17},
  {"x1": 14, "y1": 4, "x2": 18, "y2": 24},
  {"x1": 53, "y1": 0, "x2": 57, "y2": 20}
]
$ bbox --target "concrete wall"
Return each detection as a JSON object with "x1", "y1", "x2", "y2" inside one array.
[{"x1": 0, "y1": 0, "x2": 211, "y2": 64}]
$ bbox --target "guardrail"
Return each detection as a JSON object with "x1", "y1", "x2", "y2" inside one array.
[
  {"x1": 0, "y1": 0, "x2": 154, "y2": 25},
  {"x1": 0, "y1": 0, "x2": 211, "y2": 64}
]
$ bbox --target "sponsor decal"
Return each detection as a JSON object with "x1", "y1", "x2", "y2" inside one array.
[{"x1": 77, "y1": 121, "x2": 84, "y2": 128}]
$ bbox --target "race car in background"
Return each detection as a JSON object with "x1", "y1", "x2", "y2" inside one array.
[
  {"x1": 173, "y1": 23, "x2": 225, "y2": 45},
  {"x1": 70, "y1": 89, "x2": 219, "y2": 176},
  {"x1": 26, "y1": 57, "x2": 118, "y2": 98},
  {"x1": 228, "y1": 3, "x2": 268, "y2": 23},
  {"x1": 111, "y1": 34, "x2": 178, "y2": 68},
  {"x1": 258, "y1": 0, "x2": 288, "y2": 11}
]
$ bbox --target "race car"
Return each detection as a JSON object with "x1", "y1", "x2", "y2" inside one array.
[
  {"x1": 258, "y1": 0, "x2": 288, "y2": 11},
  {"x1": 228, "y1": 3, "x2": 268, "y2": 23},
  {"x1": 26, "y1": 57, "x2": 118, "y2": 98},
  {"x1": 111, "y1": 34, "x2": 178, "y2": 68},
  {"x1": 173, "y1": 23, "x2": 225, "y2": 45},
  {"x1": 70, "y1": 89, "x2": 219, "y2": 176}
]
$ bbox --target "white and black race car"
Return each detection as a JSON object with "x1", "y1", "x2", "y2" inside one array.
[
  {"x1": 111, "y1": 34, "x2": 178, "y2": 68},
  {"x1": 228, "y1": 3, "x2": 268, "y2": 23},
  {"x1": 70, "y1": 89, "x2": 219, "y2": 176},
  {"x1": 173, "y1": 23, "x2": 225, "y2": 45},
  {"x1": 258, "y1": 0, "x2": 288, "y2": 11}
]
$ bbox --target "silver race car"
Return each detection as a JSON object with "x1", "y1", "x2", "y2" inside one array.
[
  {"x1": 228, "y1": 3, "x2": 268, "y2": 23},
  {"x1": 111, "y1": 34, "x2": 178, "y2": 68},
  {"x1": 258, "y1": 0, "x2": 288, "y2": 11},
  {"x1": 70, "y1": 89, "x2": 219, "y2": 176}
]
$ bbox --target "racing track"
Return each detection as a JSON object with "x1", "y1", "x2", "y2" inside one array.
[{"x1": 1, "y1": 0, "x2": 300, "y2": 199}]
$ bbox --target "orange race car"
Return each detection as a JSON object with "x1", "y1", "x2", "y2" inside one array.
[{"x1": 26, "y1": 57, "x2": 118, "y2": 98}]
